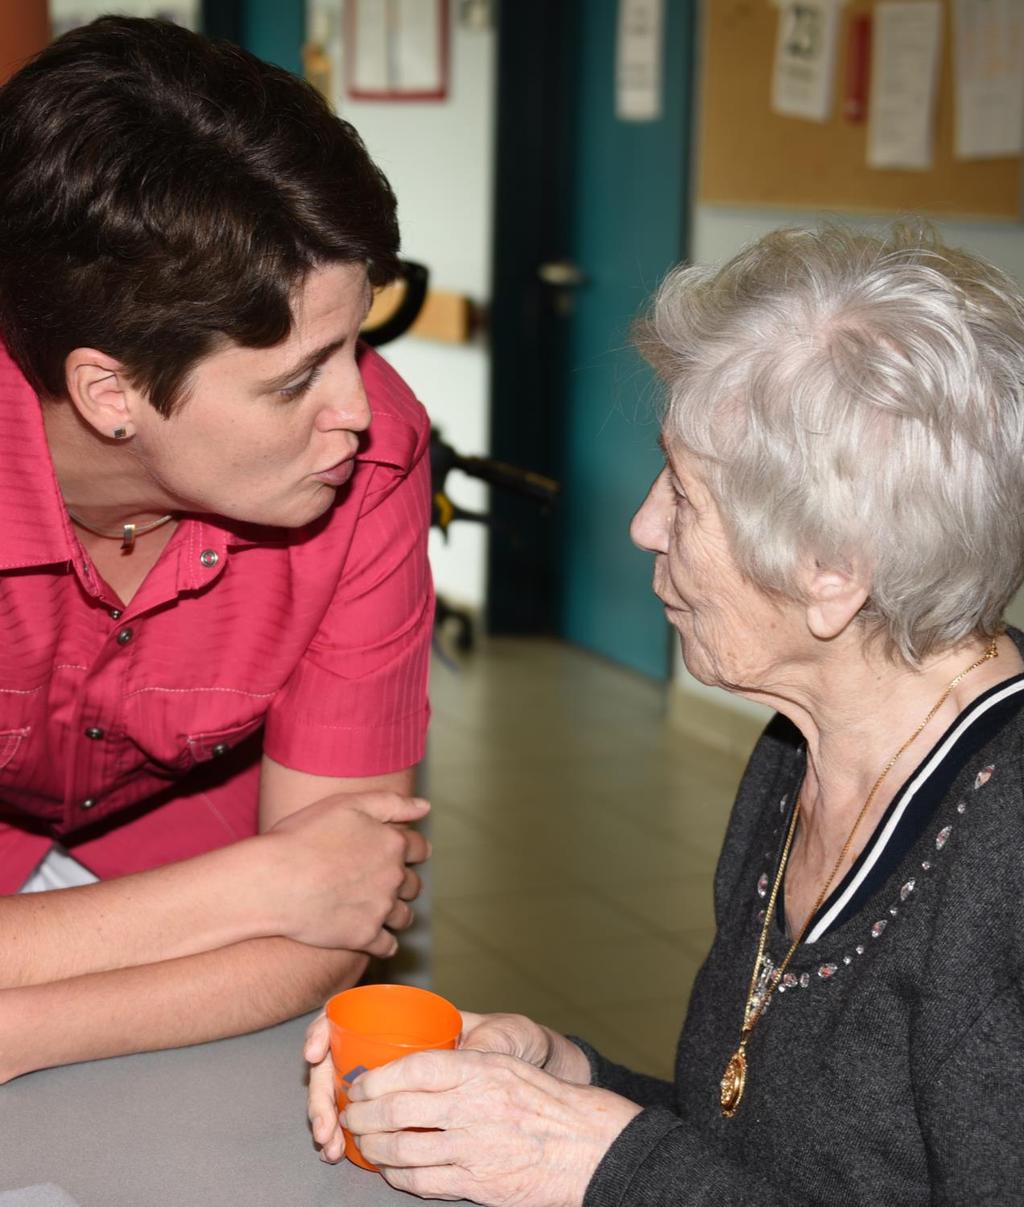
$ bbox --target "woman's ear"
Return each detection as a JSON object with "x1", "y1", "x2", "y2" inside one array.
[
  {"x1": 801, "y1": 560, "x2": 870, "y2": 641},
  {"x1": 64, "y1": 348, "x2": 137, "y2": 440}
]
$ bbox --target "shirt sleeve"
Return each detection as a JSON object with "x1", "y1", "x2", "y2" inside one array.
[
  {"x1": 262, "y1": 439, "x2": 434, "y2": 779},
  {"x1": 584, "y1": 1111, "x2": 820, "y2": 1207},
  {"x1": 574, "y1": 1037, "x2": 824, "y2": 1205},
  {"x1": 581, "y1": 985, "x2": 1024, "y2": 1206},
  {"x1": 571, "y1": 1037, "x2": 676, "y2": 1111}
]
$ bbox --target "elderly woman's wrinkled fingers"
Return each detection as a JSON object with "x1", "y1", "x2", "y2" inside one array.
[
  {"x1": 345, "y1": 1052, "x2": 637, "y2": 1207},
  {"x1": 345, "y1": 1086, "x2": 464, "y2": 1138},
  {"x1": 345, "y1": 1050, "x2": 556, "y2": 1130},
  {"x1": 377, "y1": 1163, "x2": 467, "y2": 1203},
  {"x1": 347, "y1": 1047, "x2": 494, "y2": 1105},
  {"x1": 303, "y1": 1011, "x2": 330, "y2": 1062},
  {"x1": 317, "y1": 1118, "x2": 346, "y2": 1165},
  {"x1": 305, "y1": 1015, "x2": 344, "y2": 1161},
  {"x1": 459, "y1": 1010, "x2": 485, "y2": 1034},
  {"x1": 458, "y1": 1012, "x2": 552, "y2": 1067},
  {"x1": 358, "y1": 1125, "x2": 458, "y2": 1172},
  {"x1": 456, "y1": 1012, "x2": 591, "y2": 1082}
]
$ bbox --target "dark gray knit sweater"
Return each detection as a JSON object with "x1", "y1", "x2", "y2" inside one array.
[{"x1": 580, "y1": 672, "x2": 1024, "y2": 1205}]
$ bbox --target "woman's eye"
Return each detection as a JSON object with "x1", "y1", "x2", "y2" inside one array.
[{"x1": 278, "y1": 364, "x2": 323, "y2": 401}]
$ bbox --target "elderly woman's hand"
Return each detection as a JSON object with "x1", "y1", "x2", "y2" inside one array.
[
  {"x1": 458, "y1": 1010, "x2": 593, "y2": 1084},
  {"x1": 305, "y1": 1011, "x2": 346, "y2": 1161},
  {"x1": 305, "y1": 1008, "x2": 595, "y2": 1164},
  {"x1": 342, "y1": 1048, "x2": 642, "y2": 1206}
]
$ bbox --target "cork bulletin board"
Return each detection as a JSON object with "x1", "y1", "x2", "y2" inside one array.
[{"x1": 698, "y1": 0, "x2": 1022, "y2": 219}]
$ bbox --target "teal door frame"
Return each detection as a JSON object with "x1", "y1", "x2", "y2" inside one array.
[
  {"x1": 488, "y1": 1, "x2": 696, "y2": 680},
  {"x1": 559, "y1": 0, "x2": 693, "y2": 680}
]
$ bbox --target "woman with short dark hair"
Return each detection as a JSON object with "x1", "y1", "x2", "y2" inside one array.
[
  {"x1": 310, "y1": 225, "x2": 1024, "y2": 1203},
  {"x1": 0, "y1": 17, "x2": 431, "y2": 1079}
]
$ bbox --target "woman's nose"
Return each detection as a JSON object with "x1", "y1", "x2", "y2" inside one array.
[
  {"x1": 318, "y1": 380, "x2": 371, "y2": 433},
  {"x1": 629, "y1": 474, "x2": 670, "y2": 554}
]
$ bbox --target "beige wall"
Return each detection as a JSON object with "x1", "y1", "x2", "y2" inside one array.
[{"x1": 307, "y1": 0, "x2": 495, "y2": 610}]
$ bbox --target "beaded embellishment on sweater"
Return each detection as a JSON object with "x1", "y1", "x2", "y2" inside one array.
[{"x1": 762, "y1": 764, "x2": 997, "y2": 993}]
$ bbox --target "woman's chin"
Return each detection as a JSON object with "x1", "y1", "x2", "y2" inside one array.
[
  {"x1": 680, "y1": 658, "x2": 715, "y2": 688},
  {"x1": 675, "y1": 638, "x2": 725, "y2": 690},
  {"x1": 233, "y1": 488, "x2": 339, "y2": 529}
]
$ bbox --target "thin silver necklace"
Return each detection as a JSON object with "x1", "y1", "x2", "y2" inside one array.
[{"x1": 66, "y1": 507, "x2": 176, "y2": 552}]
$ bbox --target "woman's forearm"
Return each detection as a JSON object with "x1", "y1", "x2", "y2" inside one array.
[
  {"x1": 0, "y1": 936, "x2": 366, "y2": 1082},
  {"x1": 0, "y1": 837, "x2": 282, "y2": 989},
  {"x1": 1, "y1": 781, "x2": 426, "y2": 989}
]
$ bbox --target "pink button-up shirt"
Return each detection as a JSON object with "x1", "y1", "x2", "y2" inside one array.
[{"x1": 0, "y1": 343, "x2": 433, "y2": 893}]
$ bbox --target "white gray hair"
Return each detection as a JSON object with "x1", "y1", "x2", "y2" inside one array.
[{"x1": 637, "y1": 223, "x2": 1024, "y2": 663}]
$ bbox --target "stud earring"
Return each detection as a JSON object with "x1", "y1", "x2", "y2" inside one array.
[{"x1": 112, "y1": 427, "x2": 128, "y2": 439}]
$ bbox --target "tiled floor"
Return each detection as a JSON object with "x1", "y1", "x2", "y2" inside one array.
[{"x1": 427, "y1": 636, "x2": 747, "y2": 1080}]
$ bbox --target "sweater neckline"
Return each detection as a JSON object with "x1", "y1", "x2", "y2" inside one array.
[{"x1": 770, "y1": 671, "x2": 1024, "y2": 948}]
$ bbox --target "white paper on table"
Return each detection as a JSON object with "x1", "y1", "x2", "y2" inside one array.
[
  {"x1": 616, "y1": 0, "x2": 665, "y2": 121},
  {"x1": 867, "y1": 1, "x2": 944, "y2": 170},
  {"x1": 954, "y1": 0, "x2": 1024, "y2": 159},
  {"x1": 770, "y1": 0, "x2": 845, "y2": 122},
  {"x1": 0, "y1": 1188, "x2": 82, "y2": 1207}
]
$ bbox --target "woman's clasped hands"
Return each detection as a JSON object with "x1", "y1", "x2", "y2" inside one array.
[
  {"x1": 261, "y1": 790, "x2": 430, "y2": 958},
  {"x1": 305, "y1": 1010, "x2": 642, "y2": 1206}
]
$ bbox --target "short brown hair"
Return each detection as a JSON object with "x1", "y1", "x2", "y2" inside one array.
[{"x1": 0, "y1": 16, "x2": 400, "y2": 414}]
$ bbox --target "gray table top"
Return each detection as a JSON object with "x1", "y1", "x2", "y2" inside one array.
[{"x1": 0, "y1": 1013, "x2": 470, "y2": 1207}]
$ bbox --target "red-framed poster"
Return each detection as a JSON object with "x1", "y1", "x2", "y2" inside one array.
[{"x1": 346, "y1": 0, "x2": 449, "y2": 102}]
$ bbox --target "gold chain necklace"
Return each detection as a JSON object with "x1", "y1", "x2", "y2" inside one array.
[
  {"x1": 720, "y1": 635, "x2": 1000, "y2": 1118},
  {"x1": 66, "y1": 507, "x2": 176, "y2": 552}
]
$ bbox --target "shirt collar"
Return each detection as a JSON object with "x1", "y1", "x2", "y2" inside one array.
[{"x1": 353, "y1": 343, "x2": 423, "y2": 470}]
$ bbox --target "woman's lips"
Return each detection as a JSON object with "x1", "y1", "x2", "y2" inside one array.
[{"x1": 314, "y1": 458, "x2": 356, "y2": 486}]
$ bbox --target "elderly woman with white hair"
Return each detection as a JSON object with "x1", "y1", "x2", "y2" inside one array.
[{"x1": 305, "y1": 224, "x2": 1024, "y2": 1204}]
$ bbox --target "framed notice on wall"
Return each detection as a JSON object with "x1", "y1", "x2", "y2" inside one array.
[{"x1": 346, "y1": 0, "x2": 449, "y2": 101}]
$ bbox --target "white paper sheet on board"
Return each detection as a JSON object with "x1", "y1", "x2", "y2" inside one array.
[
  {"x1": 350, "y1": 0, "x2": 444, "y2": 96},
  {"x1": 616, "y1": 0, "x2": 665, "y2": 121},
  {"x1": 770, "y1": 0, "x2": 844, "y2": 122},
  {"x1": 954, "y1": 0, "x2": 1024, "y2": 159},
  {"x1": 867, "y1": 1, "x2": 944, "y2": 169},
  {"x1": 350, "y1": 0, "x2": 390, "y2": 92},
  {"x1": 393, "y1": 0, "x2": 444, "y2": 92}
]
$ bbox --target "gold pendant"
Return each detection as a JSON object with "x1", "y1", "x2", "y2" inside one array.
[{"x1": 720, "y1": 1045, "x2": 747, "y2": 1117}]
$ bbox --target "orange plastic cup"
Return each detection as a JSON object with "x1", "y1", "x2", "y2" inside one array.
[{"x1": 326, "y1": 984, "x2": 462, "y2": 1171}]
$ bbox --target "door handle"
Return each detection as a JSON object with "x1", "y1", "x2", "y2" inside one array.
[{"x1": 537, "y1": 260, "x2": 587, "y2": 287}]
